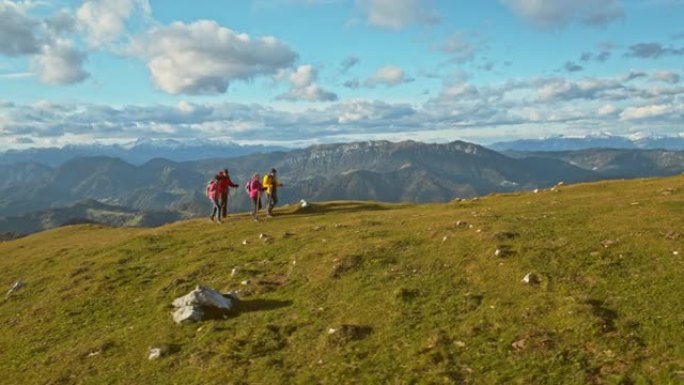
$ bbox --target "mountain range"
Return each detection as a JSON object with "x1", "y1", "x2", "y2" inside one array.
[
  {"x1": 2, "y1": 139, "x2": 684, "y2": 235},
  {"x1": 0, "y1": 139, "x2": 287, "y2": 167},
  {"x1": 489, "y1": 134, "x2": 684, "y2": 152}
]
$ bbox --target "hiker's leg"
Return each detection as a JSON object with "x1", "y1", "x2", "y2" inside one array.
[
  {"x1": 214, "y1": 199, "x2": 222, "y2": 221},
  {"x1": 221, "y1": 192, "x2": 228, "y2": 217}
]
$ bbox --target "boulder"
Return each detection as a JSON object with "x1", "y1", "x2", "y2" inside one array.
[
  {"x1": 172, "y1": 285, "x2": 233, "y2": 311},
  {"x1": 172, "y1": 306, "x2": 204, "y2": 324}
]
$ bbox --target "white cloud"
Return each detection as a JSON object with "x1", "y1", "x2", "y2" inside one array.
[
  {"x1": 31, "y1": 39, "x2": 89, "y2": 85},
  {"x1": 650, "y1": 71, "x2": 680, "y2": 84},
  {"x1": 0, "y1": 1, "x2": 40, "y2": 56},
  {"x1": 597, "y1": 104, "x2": 618, "y2": 116},
  {"x1": 501, "y1": 0, "x2": 623, "y2": 29},
  {"x1": 366, "y1": 65, "x2": 411, "y2": 87},
  {"x1": 357, "y1": 0, "x2": 439, "y2": 30},
  {"x1": 132, "y1": 20, "x2": 298, "y2": 95},
  {"x1": 276, "y1": 65, "x2": 338, "y2": 102},
  {"x1": 77, "y1": 0, "x2": 150, "y2": 46},
  {"x1": 620, "y1": 104, "x2": 671, "y2": 120}
]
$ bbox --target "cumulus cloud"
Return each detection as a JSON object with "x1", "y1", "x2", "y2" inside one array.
[
  {"x1": 132, "y1": 20, "x2": 297, "y2": 95},
  {"x1": 340, "y1": 56, "x2": 360, "y2": 73},
  {"x1": 0, "y1": 1, "x2": 40, "y2": 56},
  {"x1": 438, "y1": 33, "x2": 477, "y2": 62},
  {"x1": 620, "y1": 104, "x2": 671, "y2": 120},
  {"x1": 31, "y1": 39, "x2": 89, "y2": 85},
  {"x1": 77, "y1": 0, "x2": 150, "y2": 46},
  {"x1": 625, "y1": 43, "x2": 684, "y2": 59},
  {"x1": 357, "y1": 0, "x2": 439, "y2": 30},
  {"x1": 501, "y1": 0, "x2": 623, "y2": 29},
  {"x1": 343, "y1": 79, "x2": 360, "y2": 89},
  {"x1": 564, "y1": 61, "x2": 583, "y2": 72},
  {"x1": 366, "y1": 65, "x2": 412, "y2": 87},
  {"x1": 276, "y1": 65, "x2": 338, "y2": 102},
  {"x1": 650, "y1": 71, "x2": 680, "y2": 84},
  {"x1": 45, "y1": 10, "x2": 76, "y2": 36}
]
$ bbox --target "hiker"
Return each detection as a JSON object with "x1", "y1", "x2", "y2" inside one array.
[
  {"x1": 246, "y1": 173, "x2": 265, "y2": 221},
  {"x1": 218, "y1": 169, "x2": 239, "y2": 218},
  {"x1": 206, "y1": 174, "x2": 224, "y2": 223},
  {"x1": 262, "y1": 168, "x2": 283, "y2": 217}
]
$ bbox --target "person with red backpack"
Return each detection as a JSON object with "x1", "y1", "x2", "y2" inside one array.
[
  {"x1": 218, "y1": 169, "x2": 239, "y2": 218},
  {"x1": 206, "y1": 174, "x2": 224, "y2": 223}
]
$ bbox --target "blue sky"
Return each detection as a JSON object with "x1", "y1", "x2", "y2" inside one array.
[{"x1": 1, "y1": 0, "x2": 683, "y2": 150}]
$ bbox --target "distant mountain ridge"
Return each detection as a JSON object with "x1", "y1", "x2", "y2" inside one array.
[
  {"x1": 0, "y1": 139, "x2": 288, "y2": 167},
  {"x1": 0, "y1": 199, "x2": 186, "y2": 235},
  {"x1": 489, "y1": 135, "x2": 684, "y2": 152},
  {"x1": 2, "y1": 139, "x2": 684, "y2": 235}
]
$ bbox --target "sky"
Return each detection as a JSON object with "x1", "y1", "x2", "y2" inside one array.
[{"x1": 1, "y1": 0, "x2": 683, "y2": 150}]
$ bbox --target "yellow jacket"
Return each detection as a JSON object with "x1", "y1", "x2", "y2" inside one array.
[{"x1": 262, "y1": 174, "x2": 280, "y2": 195}]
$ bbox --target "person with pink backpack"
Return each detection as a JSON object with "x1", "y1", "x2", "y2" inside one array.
[
  {"x1": 245, "y1": 173, "x2": 266, "y2": 221},
  {"x1": 206, "y1": 174, "x2": 224, "y2": 223}
]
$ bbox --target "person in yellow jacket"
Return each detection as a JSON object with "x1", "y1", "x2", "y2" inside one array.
[{"x1": 262, "y1": 168, "x2": 283, "y2": 217}]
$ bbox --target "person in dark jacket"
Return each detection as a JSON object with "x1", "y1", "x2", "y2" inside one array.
[{"x1": 218, "y1": 169, "x2": 239, "y2": 218}]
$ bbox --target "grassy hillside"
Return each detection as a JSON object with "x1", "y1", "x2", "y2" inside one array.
[{"x1": 2, "y1": 175, "x2": 684, "y2": 384}]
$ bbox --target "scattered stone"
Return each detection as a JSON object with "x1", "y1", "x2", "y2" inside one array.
[
  {"x1": 601, "y1": 239, "x2": 616, "y2": 248},
  {"x1": 241, "y1": 240, "x2": 249, "y2": 245},
  {"x1": 674, "y1": 251, "x2": 680, "y2": 256},
  {"x1": 241, "y1": 280, "x2": 251, "y2": 285},
  {"x1": 533, "y1": 189, "x2": 539, "y2": 193},
  {"x1": 511, "y1": 338, "x2": 527, "y2": 351},
  {"x1": 259, "y1": 233, "x2": 269, "y2": 240},
  {"x1": 148, "y1": 347, "x2": 162, "y2": 360},
  {"x1": 442, "y1": 236, "x2": 448, "y2": 242},
  {"x1": 300, "y1": 199, "x2": 309, "y2": 208},
  {"x1": 494, "y1": 249, "x2": 503, "y2": 257},
  {"x1": 522, "y1": 272, "x2": 539, "y2": 285},
  {"x1": 455, "y1": 341, "x2": 466, "y2": 348},
  {"x1": 6, "y1": 280, "x2": 26, "y2": 297},
  {"x1": 230, "y1": 268, "x2": 238, "y2": 277},
  {"x1": 630, "y1": 202, "x2": 640, "y2": 206},
  {"x1": 476, "y1": 229, "x2": 482, "y2": 233},
  {"x1": 556, "y1": 181, "x2": 565, "y2": 186},
  {"x1": 87, "y1": 350, "x2": 101, "y2": 357},
  {"x1": 455, "y1": 220, "x2": 468, "y2": 227}
]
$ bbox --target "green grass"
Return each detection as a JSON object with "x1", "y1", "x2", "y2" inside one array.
[{"x1": 2, "y1": 176, "x2": 684, "y2": 384}]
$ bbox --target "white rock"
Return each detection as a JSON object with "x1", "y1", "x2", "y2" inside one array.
[
  {"x1": 442, "y1": 236, "x2": 448, "y2": 242},
  {"x1": 259, "y1": 233, "x2": 268, "y2": 239},
  {"x1": 148, "y1": 347, "x2": 162, "y2": 360},
  {"x1": 674, "y1": 251, "x2": 680, "y2": 256},
  {"x1": 521, "y1": 273, "x2": 538, "y2": 284},
  {"x1": 6, "y1": 280, "x2": 26, "y2": 297},
  {"x1": 231, "y1": 268, "x2": 238, "y2": 277},
  {"x1": 241, "y1": 280, "x2": 251, "y2": 285},
  {"x1": 241, "y1": 240, "x2": 249, "y2": 245},
  {"x1": 172, "y1": 306, "x2": 204, "y2": 324},
  {"x1": 172, "y1": 285, "x2": 233, "y2": 310},
  {"x1": 494, "y1": 249, "x2": 503, "y2": 257},
  {"x1": 300, "y1": 199, "x2": 309, "y2": 208},
  {"x1": 533, "y1": 189, "x2": 539, "y2": 193}
]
